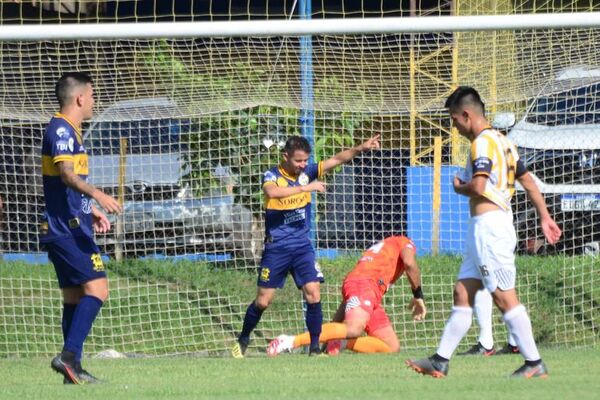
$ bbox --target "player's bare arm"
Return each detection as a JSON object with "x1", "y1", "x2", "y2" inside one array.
[
  {"x1": 453, "y1": 174, "x2": 487, "y2": 198},
  {"x1": 321, "y1": 134, "x2": 381, "y2": 174},
  {"x1": 262, "y1": 180, "x2": 326, "y2": 198},
  {"x1": 402, "y1": 247, "x2": 427, "y2": 321},
  {"x1": 57, "y1": 161, "x2": 122, "y2": 214},
  {"x1": 91, "y1": 204, "x2": 111, "y2": 234},
  {"x1": 517, "y1": 172, "x2": 562, "y2": 245}
]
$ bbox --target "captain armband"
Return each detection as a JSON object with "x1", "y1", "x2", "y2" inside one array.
[{"x1": 515, "y1": 159, "x2": 527, "y2": 178}]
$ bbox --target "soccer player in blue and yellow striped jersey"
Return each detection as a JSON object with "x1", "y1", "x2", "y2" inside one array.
[
  {"x1": 232, "y1": 134, "x2": 380, "y2": 357},
  {"x1": 42, "y1": 72, "x2": 121, "y2": 384}
]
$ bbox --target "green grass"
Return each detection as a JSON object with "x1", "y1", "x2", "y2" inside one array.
[
  {"x1": 1, "y1": 347, "x2": 599, "y2": 399},
  {"x1": 1, "y1": 255, "x2": 598, "y2": 356},
  {"x1": 0, "y1": 256, "x2": 598, "y2": 398}
]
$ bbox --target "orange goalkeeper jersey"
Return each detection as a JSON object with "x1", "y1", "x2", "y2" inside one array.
[{"x1": 345, "y1": 236, "x2": 416, "y2": 296}]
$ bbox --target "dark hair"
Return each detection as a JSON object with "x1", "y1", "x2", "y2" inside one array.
[
  {"x1": 283, "y1": 136, "x2": 311, "y2": 155},
  {"x1": 444, "y1": 86, "x2": 485, "y2": 115},
  {"x1": 55, "y1": 72, "x2": 93, "y2": 108}
]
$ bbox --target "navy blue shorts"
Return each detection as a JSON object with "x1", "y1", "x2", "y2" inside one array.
[
  {"x1": 257, "y1": 244, "x2": 324, "y2": 289},
  {"x1": 46, "y1": 236, "x2": 106, "y2": 288}
]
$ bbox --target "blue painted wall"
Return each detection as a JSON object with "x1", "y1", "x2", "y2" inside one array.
[{"x1": 407, "y1": 166, "x2": 470, "y2": 256}]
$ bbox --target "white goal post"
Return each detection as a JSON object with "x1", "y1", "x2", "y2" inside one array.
[{"x1": 1, "y1": 13, "x2": 600, "y2": 40}]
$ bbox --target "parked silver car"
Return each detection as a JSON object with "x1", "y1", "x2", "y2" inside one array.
[
  {"x1": 493, "y1": 66, "x2": 600, "y2": 255},
  {"x1": 84, "y1": 98, "x2": 262, "y2": 261}
]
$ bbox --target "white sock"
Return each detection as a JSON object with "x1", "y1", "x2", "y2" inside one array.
[
  {"x1": 507, "y1": 330, "x2": 518, "y2": 347},
  {"x1": 474, "y1": 289, "x2": 494, "y2": 350},
  {"x1": 436, "y1": 306, "x2": 473, "y2": 359},
  {"x1": 503, "y1": 304, "x2": 541, "y2": 361}
]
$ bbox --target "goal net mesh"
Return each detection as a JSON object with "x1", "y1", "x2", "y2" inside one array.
[{"x1": 0, "y1": 1, "x2": 598, "y2": 356}]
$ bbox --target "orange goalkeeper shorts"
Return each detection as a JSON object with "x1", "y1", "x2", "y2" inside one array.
[{"x1": 342, "y1": 278, "x2": 391, "y2": 334}]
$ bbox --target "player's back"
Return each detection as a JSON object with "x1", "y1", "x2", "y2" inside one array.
[{"x1": 346, "y1": 236, "x2": 415, "y2": 293}]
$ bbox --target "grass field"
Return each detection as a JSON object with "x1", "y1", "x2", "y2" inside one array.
[
  {"x1": 1, "y1": 255, "x2": 598, "y2": 399},
  {"x1": 1, "y1": 347, "x2": 599, "y2": 399},
  {"x1": 1, "y1": 255, "x2": 598, "y2": 357}
]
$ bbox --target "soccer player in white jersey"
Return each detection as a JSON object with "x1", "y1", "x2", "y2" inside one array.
[{"x1": 406, "y1": 86, "x2": 561, "y2": 378}]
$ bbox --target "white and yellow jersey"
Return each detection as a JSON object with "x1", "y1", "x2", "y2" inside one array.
[{"x1": 463, "y1": 128, "x2": 520, "y2": 212}]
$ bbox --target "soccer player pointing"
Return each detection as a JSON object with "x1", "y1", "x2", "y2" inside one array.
[
  {"x1": 41, "y1": 72, "x2": 122, "y2": 384},
  {"x1": 406, "y1": 86, "x2": 561, "y2": 378},
  {"x1": 232, "y1": 134, "x2": 380, "y2": 357}
]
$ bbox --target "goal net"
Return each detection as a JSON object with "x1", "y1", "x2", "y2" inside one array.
[{"x1": 0, "y1": 1, "x2": 598, "y2": 357}]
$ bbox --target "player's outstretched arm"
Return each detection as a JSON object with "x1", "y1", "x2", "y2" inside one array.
[
  {"x1": 402, "y1": 247, "x2": 427, "y2": 321},
  {"x1": 321, "y1": 134, "x2": 380, "y2": 175},
  {"x1": 517, "y1": 172, "x2": 562, "y2": 245},
  {"x1": 57, "y1": 161, "x2": 122, "y2": 214}
]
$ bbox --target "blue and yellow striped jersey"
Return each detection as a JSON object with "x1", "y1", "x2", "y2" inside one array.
[
  {"x1": 39, "y1": 114, "x2": 93, "y2": 243},
  {"x1": 262, "y1": 162, "x2": 322, "y2": 246}
]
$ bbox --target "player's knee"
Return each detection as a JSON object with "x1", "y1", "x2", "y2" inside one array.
[
  {"x1": 302, "y1": 281, "x2": 321, "y2": 304},
  {"x1": 255, "y1": 287, "x2": 276, "y2": 310},
  {"x1": 304, "y1": 292, "x2": 321, "y2": 304},
  {"x1": 390, "y1": 344, "x2": 401, "y2": 353},
  {"x1": 452, "y1": 286, "x2": 469, "y2": 306},
  {"x1": 492, "y1": 292, "x2": 519, "y2": 313},
  {"x1": 345, "y1": 326, "x2": 364, "y2": 338},
  {"x1": 344, "y1": 321, "x2": 366, "y2": 338},
  {"x1": 83, "y1": 279, "x2": 109, "y2": 301},
  {"x1": 494, "y1": 297, "x2": 520, "y2": 314},
  {"x1": 388, "y1": 340, "x2": 401, "y2": 353},
  {"x1": 255, "y1": 297, "x2": 272, "y2": 310},
  {"x1": 95, "y1": 287, "x2": 109, "y2": 302}
]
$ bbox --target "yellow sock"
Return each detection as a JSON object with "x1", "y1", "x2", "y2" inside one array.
[
  {"x1": 346, "y1": 336, "x2": 393, "y2": 353},
  {"x1": 293, "y1": 322, "x2": 347, "y2": 348}
]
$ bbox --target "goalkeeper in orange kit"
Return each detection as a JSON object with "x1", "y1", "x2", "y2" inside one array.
[{"x1": 267, "y1": 235, "x2": 426, "y2": 356}]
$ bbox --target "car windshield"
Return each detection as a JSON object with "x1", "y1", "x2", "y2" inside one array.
[
  {"x1": 525, "y1": 82, "x2": 600, "y2": 126},
  {"x1": 85, "y1": 119, "x2": 190, "y2": 156}
]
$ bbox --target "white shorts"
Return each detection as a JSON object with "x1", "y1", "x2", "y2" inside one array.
[{"x1": 457, "y1": 210, "x2": 517, "y2": 292}]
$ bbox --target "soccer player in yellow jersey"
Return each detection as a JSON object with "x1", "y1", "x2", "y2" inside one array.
[
  {"x1": 231, "y1": 134, "x2": 380, "y2": 358},
  {"x1": 406, "y1": 86, "x2": 561, "y2": 378}
]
